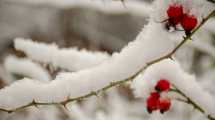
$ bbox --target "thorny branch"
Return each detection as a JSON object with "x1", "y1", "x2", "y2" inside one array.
[
  {"x1": 0, "y1": 10, "x2": 214, "y2": 118},
  {"x1": 172, "y1": 84, "x2": 215, "y2": 120}
]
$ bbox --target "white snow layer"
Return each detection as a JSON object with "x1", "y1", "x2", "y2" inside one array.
[
  {"x1": 0, "y1": 20, "x2": 174, "y2": 109},
  {"x1": 4, "y1": 55, "x2": 51, "y2": 81},
  {"x1": 15, "y1": 38, "x2": 110, "y2": 71},
  {"x1": 132, "y1": 59, "x2": 215, "y2": 116},
  {"x1": 0, "y1": 0, "x2": 213, "y2": 115}
]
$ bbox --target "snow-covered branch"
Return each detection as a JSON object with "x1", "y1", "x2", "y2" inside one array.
[
  {"x1": 0, "y1": 19, "x2": 174, "y2": 112},
  {"x1": 132, "y1": 59, "x2": 215, "y2": 119},
  {"x1": 0, "y1": 2, "x2": 214, "y2": 120},
  {"x1": 0, "y1": 9, "x2": 213, "y2": 113},
  {"x1": 14, "y1": 38, "x2": 110, "y2": 71},
  {"x1": 4, "y1": 55, "x2": 51, "y2": 81}
]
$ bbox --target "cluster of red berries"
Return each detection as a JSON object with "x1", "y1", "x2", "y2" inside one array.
[
  {"x1": 146, "y1": 79, "x2": 171, "y2": 114},
  {"x1": 165, "y1": 3, "x2": 198, "y2": 35}
]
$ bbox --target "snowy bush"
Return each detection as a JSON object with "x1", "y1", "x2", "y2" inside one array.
[{"x1": 0, "y1": 0, "x2": 214, "y2": 120}]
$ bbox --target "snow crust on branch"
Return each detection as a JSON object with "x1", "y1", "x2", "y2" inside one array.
[
  {"x1": 0, "y1": 0, "x2": 213, "y2": 113},
  {"x1": 4, "y1": 55, "x2": 51, "y2": 81},
  {"x1": 132, "y1": 59, "x2": 215, "y2": 116},
  {"x1": 0, "y1": 20, "x2": 174, "y2": 109},
  {"x1": 14, "y1": 38, "x2": 110, "y2": 71}
]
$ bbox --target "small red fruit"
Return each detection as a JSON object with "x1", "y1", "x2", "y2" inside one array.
[
  {"x1": 167, "y1": 4, "x2": 184, "y2": 26},
  {"x1": 181, "y1": 14, "x2": 198, "y2": 35},
  {"x1": 158, "y1": 97, "x2": 171, "y2": 114},
  {"x1": 155, "y1": 79, "x2": 170, "y2": 92},
  {"x1": 149, "y1": 92, "x2": 160, "y2": 99},
  {"x1": 146, "y1": 92, "x2": 160, "y2": 113}
]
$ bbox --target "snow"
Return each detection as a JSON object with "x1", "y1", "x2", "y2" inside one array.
[
  {"x1": 0, "y1": 1, "x2": 214, "y2": 119},
  {"x1": 132, "y1": 59, "x2": 215, "y2": 116},
  {"x1": 0, "y1": 20, "x2": 174, "y2": 109},
  {"x1": 15, "y1": 38, "x2": 110, "y2": 71},
  {"x1": 4, "y1": 55, "x2": 51, "y2": 81}
]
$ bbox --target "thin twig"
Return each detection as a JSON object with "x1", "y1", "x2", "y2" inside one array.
[
  {"x1": 0, "y1": 10, "x2": 214, "y2": 114},
  {"x1": 172, "y1": 84, "x2": 215, "y2": 120}
]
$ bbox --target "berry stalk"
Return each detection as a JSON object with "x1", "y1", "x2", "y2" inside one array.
[{"x1": 171, "y1": 84, "x2": 215, "y2": 120}]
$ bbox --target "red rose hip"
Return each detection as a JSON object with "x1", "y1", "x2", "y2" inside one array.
[
  {"x1": 167, "y1": 4, "x2": 184, "y2": 25},
  {"x1": 158, "y1": 97, "x2": 171, "y2": 114},
  {"x1": 146, "y1": 92, "x2": 160, "y2": 113},
  {"x1": 181, "y1": 14, "x2": 198, "y2": 35},
  {"x1": 149, "y1": 92, "x2": 160, "y2": 99},
  {"x1": 155, "y1": 79, "x2": 170, "y2": 92}
]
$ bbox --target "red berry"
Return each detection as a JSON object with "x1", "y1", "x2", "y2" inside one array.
[
  {"x1": 167, "y1": 4, "x2": 184, "y2": 25},
  {"x1": 146, "y1": 92, "x2": 160, "y2": 113},
  {"x1": 167, "y1": 4, "x2": 183, "y2": 18},
  {"x1": 181, "y1": 14, "x2": 198, "y2": 34},
  {"x1": 155, "y1": 79, "x2": 170, "y2": 92},
  {"x1": 150, "y1": 92, "x2": 160, "y2": 99},
  {"x1": 158, "y1": 97, "x2": 171, "y2": 113}
]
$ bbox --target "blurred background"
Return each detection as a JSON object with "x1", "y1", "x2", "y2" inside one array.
[
  {"x1": 0, "y1": 0, "x2": 214, "y2": 120},
  {"x1": 0, "y1": 0, "x2": 150, "y2": 54}
]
